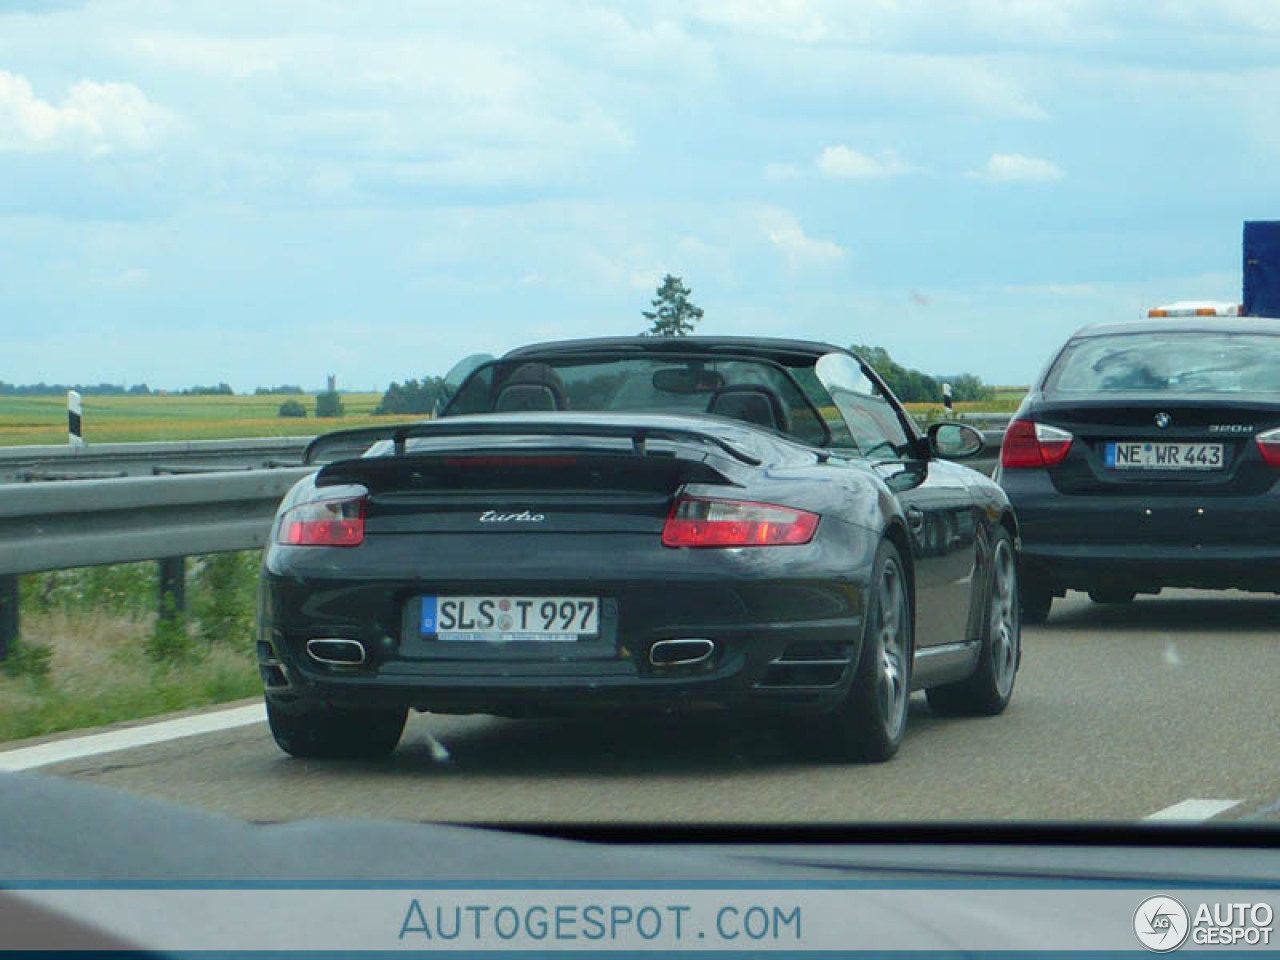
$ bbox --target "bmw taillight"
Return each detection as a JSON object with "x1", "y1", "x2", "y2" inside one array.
[
  {"x1": 277, "y1": 497, "x2": 366, "y2": 546},
  {"x1": 662, "y1": 497, "x2": 819, "y2": 548},
  {"x1": 1256, "y1": 427, "x2": 1280, "y2": 466},
  {"x1": 1001, "y1": 419, "x2": 1074, "y2": 469}
]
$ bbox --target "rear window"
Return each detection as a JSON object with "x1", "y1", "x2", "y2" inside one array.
[
  {"x1": 444, "y1": 354, "x2": 831, "y2": 446},
  {"x1": 1044, "y1": 332, "x2": 1280, "y2": 394}
]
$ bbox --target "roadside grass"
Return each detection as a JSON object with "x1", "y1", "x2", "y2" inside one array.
[
  {"x1": 0, "y1": 392, "x2": 394, "y2": 445},
  {"x1": 0, "y1": 554, "x2": 263, "y2": 743}
]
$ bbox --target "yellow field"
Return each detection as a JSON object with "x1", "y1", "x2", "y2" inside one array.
[
  {"x1": 903, "y1": 389, "x2": 1026, "y2": 418},
  {"x1": 0, "y1": 393, "x2": 402, "y2": 446}
]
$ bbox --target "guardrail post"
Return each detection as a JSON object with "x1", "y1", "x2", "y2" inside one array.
[
  {"x1": 158, "y1": 557, "x2": 186, "y2": 621},
  {"x1": 0, "y1": 574, "x2": 16, "y2": 661}
]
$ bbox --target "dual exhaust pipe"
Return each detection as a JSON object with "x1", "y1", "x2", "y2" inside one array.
[
  {"x1": 649, "y1": 637, "x2": 714, "y2": 667},
  {"x1": 306, "y1": 638, "x2": 366, "y2": 666},
  {"x1": 308, "y1": 636, "x2": 713, "y2": 669}
]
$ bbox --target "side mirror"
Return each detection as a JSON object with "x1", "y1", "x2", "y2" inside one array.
[{"x1": 927, "y1": 422, "x2": 984, "y2": 460}]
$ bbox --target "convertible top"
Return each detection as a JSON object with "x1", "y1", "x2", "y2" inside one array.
[{"x1": 504, "y1": 336, "x2": 851, "y2": 364}]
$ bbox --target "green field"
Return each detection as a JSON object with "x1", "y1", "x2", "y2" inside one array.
[
  {"x1": 0, "y1": 392, "x2": 398, "y2": 446},
  {"x1": 0, "y1": 386, "x2": 1028, "y2": 447}
]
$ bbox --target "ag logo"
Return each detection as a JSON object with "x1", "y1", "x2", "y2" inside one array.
[{"x1": 1134, "y1": 896, "x2": 1190, "y2": 952}]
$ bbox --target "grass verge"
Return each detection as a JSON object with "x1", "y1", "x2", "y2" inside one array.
[
  {"x1": 0, "y1": 555, "x2": 262, "y2": 744},
  {"x1": 0, "y1": 610, "x2": 260, "y2": 743}
]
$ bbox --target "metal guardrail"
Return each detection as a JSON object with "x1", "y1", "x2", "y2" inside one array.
[
  {"x1": 0, "y1": 424, "x2": 1008, "y2": 657},
  {"x1": 0, "y1": 436, "x2": 312, "y2": 484},
  {"x1": 0, "y1": 468, "x2": 312, "y2": 577},
  {"x1": 0, "y1": 468, "x2": 312, "y2": 658}
]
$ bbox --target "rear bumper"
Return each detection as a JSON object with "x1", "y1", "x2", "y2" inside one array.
[
  {"x1": 1021, "y1": 544, "x2": 1280, "y2": 592},
  {"x1": 1003, "y1": 470, "x2": 1280, "y2": 591},
  {"x1": 257, "y1": 529, "x2": 875, "y2": 716}
]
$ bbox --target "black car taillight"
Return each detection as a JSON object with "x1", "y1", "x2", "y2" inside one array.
[
  {"x1": 662, "y1": 497, "x2": 819, "y2": 548},
  {"x1": 276, "y1": 496, "x2": 366, "y2": 546},
  {"x1": 1001, "y1": 419, "x2": 1073, "y2": 469},
  {"x1": 1256, "y1": 427, "x2": 1280, "y2": 466}
]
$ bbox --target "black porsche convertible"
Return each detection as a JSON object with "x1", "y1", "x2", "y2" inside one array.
[{"x1": 258, "y1": 337, "x2": 1020, "y2": 762}]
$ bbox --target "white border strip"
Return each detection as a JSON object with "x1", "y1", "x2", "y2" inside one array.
[
  {"x1": 1144, "y1": 797, "x2": 1241, "y2": 822},
  {"x1": 0, "y1": 703, "x2": 266, "y2": 772}
]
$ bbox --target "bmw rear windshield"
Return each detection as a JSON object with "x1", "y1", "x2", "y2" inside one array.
[{"x1": 1043, "y1": 331, "x2": 1280, "y2": 394}]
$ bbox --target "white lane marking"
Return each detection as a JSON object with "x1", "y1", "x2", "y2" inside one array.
[
  {"x1": 0, "y1": 703, "x2": 266, "y2": 772},
  {"x1": 402, "y1": 724, "x2": 452, "y2": 765},
  {"x1": 1144, "y1": 798, "x2": 1241, "y2": 822}
]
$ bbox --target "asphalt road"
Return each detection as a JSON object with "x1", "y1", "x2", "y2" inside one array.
[{"x1": 21, "y1": 590, "x2": 1280, "y2": 824}]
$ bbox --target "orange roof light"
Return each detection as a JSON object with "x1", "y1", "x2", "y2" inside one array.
[{"x1": 1147, "y1": 301, "x2": 1241, "y2": 318}]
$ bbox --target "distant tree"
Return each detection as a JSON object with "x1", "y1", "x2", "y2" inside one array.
[
  {"x1": 374, "y1": 377, "x2": 446, "y2": 416},
  {"x1": 641, "y1": 274, "x2": 703, "y2": 337},
  {"x1": 277, "y1": 399, "x2": 307, "y2": 418},
  {"x1": 0, "y1": 381, "x2": 140, "y2": 396},
  {"x1": 946, "y1": 373, "x2": 995, "y2": 403},
  {"x1": 181, "y1": 383, "x2": 234, "y2": 396},
  {"x1": 853, "y1": 344, "x2": 994, "y2": 405},
  {"x1": 127, "y1": 384, "x2": 152, "y2": 396},
  {"x1": 853, "y1": 345, "x2": 939, "y2": 403},
  {"x1": 255, "y1": 385, "x2": 304, "y2": 396},
  {"x1": 315, "y1": 390, "x2": 345, "y2": 418}
]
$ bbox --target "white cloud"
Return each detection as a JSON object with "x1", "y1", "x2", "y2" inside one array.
[
  {"x1": 968, "y1": 153, "x2": 1064, "y2": 182},
  {"x1": 694, "y1": 0, "x2": 830, "y2": 43},
  {"x1": 759, "y1": 208, "x2": 845, "y2": 269},
  {"x1": 691, "y1": 0, "x2": 1116, "y2": 49},
  {"x1": 579, "y1": 246, "x2": 668, "y2": 293},
  {"x1": 0, "y1": 70, "x2": 174, "y2": 156},
  {"x1": 818, "y1": 145, "x2": 914, "y2": 179},
  {"x1": 130, "y1": 36, "x2": 282, "y2": 79},
  {"x1": 126, "y1": 32, "x2": 635, "y2": 188}
]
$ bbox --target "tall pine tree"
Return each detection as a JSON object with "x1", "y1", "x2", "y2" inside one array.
[{"x1": 641, "y1": 274, "x2": 703, "y2": 337}]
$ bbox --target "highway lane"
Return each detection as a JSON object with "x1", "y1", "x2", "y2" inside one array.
[{"x1": 13, "y1": 590, "x2": 1280, "y2": 823}]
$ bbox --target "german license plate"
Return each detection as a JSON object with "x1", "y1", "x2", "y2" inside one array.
[
  {"x1": 1105, "y1": 442, "x2": 1224, "y2": 470},
  {"x1": 421, "y1": 596, "x2": 600, "y2": 642}
]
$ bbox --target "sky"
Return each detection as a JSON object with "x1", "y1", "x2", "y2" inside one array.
[{"x1": 1, "y1": 0, "x2": 1277, "y2": 392}]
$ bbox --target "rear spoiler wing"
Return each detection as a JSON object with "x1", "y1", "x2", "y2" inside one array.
[{"x1": 303, "y1": 420, "x2": 764, "y2": 467}]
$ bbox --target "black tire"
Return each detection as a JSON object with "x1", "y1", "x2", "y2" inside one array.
[
  {"x1": 927, "y1": 527, "x2": 1020, "y2": 717},
  {"x1": 266, "y1": 698, "x2": 407, "y2": 759},
  {"x1": 1021, "y1": 574, "x2": 1053, "y2": 625},
  {"x1": 1088, "y1": 588, "x2": 1136, "y2": 604},
  {"x1": 815, "y1": 539, "x2": 913, "y2": 762}
]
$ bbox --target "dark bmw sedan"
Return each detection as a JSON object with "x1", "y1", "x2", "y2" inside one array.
[{"x1": 997, "y1": 315, "x2": 1280, "y2": 623}]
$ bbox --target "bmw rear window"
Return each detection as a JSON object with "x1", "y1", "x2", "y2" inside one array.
[{"x1": 1044, "y1": 332, "x2": 1280, "y2": 394}]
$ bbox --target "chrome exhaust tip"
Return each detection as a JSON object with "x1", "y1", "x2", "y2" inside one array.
[
  {"x1": 306, "y1": 638, "x2": 366, "y2": 666},
  {"x1": 649, "y1": 638, "x2": 714, "y2": 667}
]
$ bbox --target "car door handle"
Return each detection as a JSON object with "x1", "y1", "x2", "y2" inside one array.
[{"x1": 905, "y1": 506, "x2": 925, "y2": 531}]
